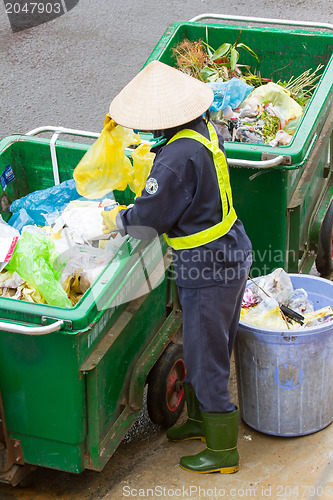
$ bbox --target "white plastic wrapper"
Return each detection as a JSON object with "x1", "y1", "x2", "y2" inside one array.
[
  {"x1": 269, "y1": 130, "x2": 293, "y2": 147},
  {"x1": 285, "y1": 288, "x2": 314, "y2": 315},
  {"x1": 241, "y1": 268, "x2": 333, "y2": 330},
  {"x1": 0, "y1": 271, "x2": 24, "y2": 289},
  {"x1": 243, "y1": 296, "x2": 287, "y2": 330},
  {"x1": 253, "y1": 268, "x2": 293, "y2": 304},
  {"x1": 54, "y1": 199, "x2": 117, "y2": 243}
]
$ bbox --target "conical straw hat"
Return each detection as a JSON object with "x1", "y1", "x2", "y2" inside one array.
[{"x1": 109, "y1": 60, "x2": 214, "y2": 130}]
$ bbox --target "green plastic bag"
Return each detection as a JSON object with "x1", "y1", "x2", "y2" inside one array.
[{"x1": 6, "y1": 231, "x2": 72, "y2": 308}]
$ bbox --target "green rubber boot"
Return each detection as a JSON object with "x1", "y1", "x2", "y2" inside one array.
[
  {"x1": 180, "y1": 408, "x2": 239, "y2": 473},
  {"x1": 166, "y1": 384, "x2": 205, "y2": 442}
]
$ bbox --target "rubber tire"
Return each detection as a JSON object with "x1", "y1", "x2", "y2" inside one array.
[
  {"x1": 147, "y1": 342, "x2": 185, "y2": 428},
  {"x1": 315, "y1": 201, "x2": 333, "y2": 276}
]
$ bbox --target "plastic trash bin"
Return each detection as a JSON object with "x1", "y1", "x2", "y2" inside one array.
[{"x1": 235, "y1": 274, "x2": 333, "y2": 436}]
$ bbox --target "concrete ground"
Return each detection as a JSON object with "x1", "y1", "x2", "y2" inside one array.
[
  {"x1": 1, "y1": 0, "x2": 333, "y2": 138},
  {"x1": 105, "y1": 369, "x2": 333, "y2": 500},
  {"x1": 0, "y1": 355, "x2": 332, "y2": 500}
]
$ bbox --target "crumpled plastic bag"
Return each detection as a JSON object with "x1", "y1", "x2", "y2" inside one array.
[
  {"x1": 242, "y1": 296, "x2": 288, "y2": 330},
  {"x1": 0, "y1": 215, "x2": 19, "y2": 236},
  {"x1": 20, "y1": 284, "x2": 46, "y2": 304},
  {"x1": 242, "y1": 288, "x2": 260, "y2": 308},
  {"x1": 252, "y1": 268, "x2": 293, "y2": 304},
  {"x1": 241, "y1": 82, "x2": 303, "y2": 134},
  {"x1": 0, "y1": 271, "x2": 24, "y2": 288},
  {"x1": 56, "y1": 199, "x2": 117, "y2": 243},
  {"x1": 62, "y1": 268, "x2": 83, "y2": 306},
  {"x1": 0, "y1": 270, "x2": 46, "y2": 303},
  {"x1": 73, "y1": 114, "x2": 140, "y2": 198},
  {"x1": 0, "y1": 216, "x2": 19, "y2": 271},
  {"x1": 56, "y1": 230, "x2": 122, "y2": 297},
  {"x1": 8, "y1": 179, "x2": 81, "y2": 229},
  {"x1": 285, "y1": 288, "x2": 314, "y2": 315},
  {"x1": 128, "y1": 143, "x2": 155, "y2": 197},
  {"x1": 7, "y1": 209, "x2": 36, "y2": 232},
  {"x1": 5, "y1": 230, "x2": 72, "y2": 308},
  {"x1": 269, "y1": 130, "x2": 293, "y2": 147},
  {"x1": 208, "y1": 77, "x2": 253, "y2": 113}
]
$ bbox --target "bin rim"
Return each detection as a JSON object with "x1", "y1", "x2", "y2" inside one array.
[{"x1": 239, "y1": 273, "x2": 333, "y2": 336}]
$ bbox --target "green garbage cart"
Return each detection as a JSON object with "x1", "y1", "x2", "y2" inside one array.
[
  {"x1": 0, "y1": 13, "x2": 332, "y2": 487},
  {"x1": 146, "y1": 14, "x2": 333, "y2": 276},
  {"x1": 0, "y1": 127, "x2": 186, "y2": 486}
]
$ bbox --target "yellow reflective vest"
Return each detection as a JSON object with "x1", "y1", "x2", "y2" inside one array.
[{"x1": 163, "y1": 122, "x2": 237, "y2": 250}]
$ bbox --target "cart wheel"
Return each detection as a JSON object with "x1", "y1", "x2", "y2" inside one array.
[
  {"x1": 315, "y1": 201, "x2": 333, "y2": 276},
  {"x1": 147, "y1": 343, "x2": 186, "y2": 428}
]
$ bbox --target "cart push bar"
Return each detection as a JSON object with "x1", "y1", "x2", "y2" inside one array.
[
  {"x1": 189, "y1": 13, "x2": 333, "y2": 31},
  {"x1": 0, "y1": 319, "x2": 64, "y2": 335},
  {"x1": 25, "y1": 126, "x2": 286, "y2": 180},
  {"x1": 25, "y1": 126, "x2": 169, "y2": 186}
]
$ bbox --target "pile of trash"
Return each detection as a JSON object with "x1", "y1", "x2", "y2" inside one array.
[
  {"x1": 0, "y1": 181, "x2": 126, "y2": 308},
  {"x1": 0, "y1": 120, "x2": 156, "y2": 309},
  {"x1": 210, "y1": 80, "x2": 302, "y2": 146},
  {"x1": 173, "y1": 37, "x2": 323, "y2": 147},
  {"x1": 240, "y1": 268, "x2": 333, "y2": 330}
]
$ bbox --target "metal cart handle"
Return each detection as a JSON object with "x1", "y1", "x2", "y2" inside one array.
[
  {"x1": 189, "y1": 14, "x2": 333, "y2": 31},
  {"x1": 25, "y1": 125, "x2": 157, "y2": 185},
  {"x1": 26, "y1": 125, "x2": 100, "y2": 139},
  {"x1": 26, "y1": 126, "x2": 101, "y2": 186},
  {"x1": 227, "y1": 155, "x2": 284, "y2": 168},
  {"x1": 25, "y1": 127, "x2": 285, "y2": 169},
  {"x1": 0, "y1": 319, "x2": 64, "y2": 335}
]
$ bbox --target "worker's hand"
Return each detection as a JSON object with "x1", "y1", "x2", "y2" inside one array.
[{"x1": 102, "y1": 205, "x2": 127, "y2": 234}]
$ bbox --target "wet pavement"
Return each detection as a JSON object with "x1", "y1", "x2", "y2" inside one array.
[
  {"x1": 0, "y1": 360, "x2": 332, "y2": 500},
  {"x1": 1, "y1": 1, "x2": 333, "y2": 498},
  {"x1": 1, "y1": 0, "x2": 332, "y2": 138}
]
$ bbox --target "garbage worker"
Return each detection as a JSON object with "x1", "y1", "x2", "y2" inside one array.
[{"x1": 102, "y1": 60, "x2": 252, "y2": 474}]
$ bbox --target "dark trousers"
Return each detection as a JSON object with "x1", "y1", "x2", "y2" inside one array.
[{"x1": 178, "y1": 273, "x2": 248, "y2": 413}]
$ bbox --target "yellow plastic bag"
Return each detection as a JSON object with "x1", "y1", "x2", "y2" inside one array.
[
  {"x1": 242, "y1": 297, "x2": 287, "y2": 330},
  {"x1": 73, "y1": 114, "x2": 140, "y2": 198},
  {"x1": 62, "y1": 268, "x2": 83, "y2": 306},
  {"x1": 128, "y1": 143, "x2": 155, "y2": 197}
]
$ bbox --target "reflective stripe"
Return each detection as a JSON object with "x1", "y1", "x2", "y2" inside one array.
[
  {"x1": 163, "y1": 122, "x2": 237, "y2": 250},
  {"x1": 164, "y1": 208, "x2": 237, "y2": 250}
]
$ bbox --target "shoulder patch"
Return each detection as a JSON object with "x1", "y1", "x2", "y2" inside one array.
[{"x1": 145, "y1": 177, "x2": 158, "y2": 195}]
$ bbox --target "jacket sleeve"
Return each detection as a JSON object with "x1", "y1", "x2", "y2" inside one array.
[{"x1": 118, "y1": 158, "x2": 193, "y2": 240}]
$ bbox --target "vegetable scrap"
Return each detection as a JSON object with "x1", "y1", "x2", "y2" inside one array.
[
  {"x1": 173, "y1": 36, "x2": 324, "y2": 147},
  {"x1": 240, "y1": 268, "x2": 333, "y2": 330}
]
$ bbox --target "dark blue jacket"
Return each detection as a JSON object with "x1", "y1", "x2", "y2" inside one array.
[{"x1": 119, "y1": 118, "x2": 252, "y2": 287}]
